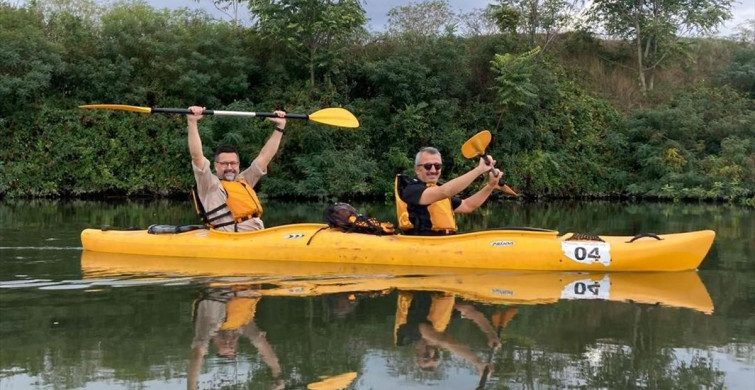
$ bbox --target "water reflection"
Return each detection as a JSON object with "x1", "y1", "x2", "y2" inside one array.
[
  {"x1": 190, "y1": 285, "x2": 284, "y2": 390},
  {"x1": 1, "y1": 200, "x2": 751, "y2": 389},
  {"x1": 79, "y1": 251, "x2": 715, "y2": 314},
  {"x1": 57, "y1": 252, "x2": 730, "y2": 388}
]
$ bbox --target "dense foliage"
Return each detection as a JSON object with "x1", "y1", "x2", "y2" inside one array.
[{"x1": 0, "y1": 0, "x2": 753, "y2": 204}]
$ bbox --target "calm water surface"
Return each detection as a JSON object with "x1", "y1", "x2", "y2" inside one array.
[{"x1": 0, "y1": 199, "x2": 753, "y2": 389}]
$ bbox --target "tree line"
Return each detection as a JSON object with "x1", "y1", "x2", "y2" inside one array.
[{"x1": 1, "y1": 0, "x2": 753, "y2": 204}]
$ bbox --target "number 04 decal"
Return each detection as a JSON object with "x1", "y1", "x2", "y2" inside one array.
[
  {"x1": 561, "y1": 241, "x2": 612, "y2": 266},
  {"x1": 560, "y1": 275, "x2": 611, "y2": 300}
]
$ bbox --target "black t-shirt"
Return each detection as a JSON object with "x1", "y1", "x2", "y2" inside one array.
[{"x1": 401, "y1": 179, "x2": 461, "y2": 235}]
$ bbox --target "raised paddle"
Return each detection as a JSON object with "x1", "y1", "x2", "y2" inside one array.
[
  {"x1": 461, "y1": 130, "x2": 517, "y2": 196},
  {"x1": 79, "y1": 104, "x2": 360, "y2": 128}
]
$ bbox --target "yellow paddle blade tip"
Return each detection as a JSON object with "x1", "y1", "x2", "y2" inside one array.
[
  {"x1": 307, "y1": 372, "x2": 358, "y2": 390},
  {"x1": 501, "y1": 184, "x2": 518, "y2": 197},
  {"x1": 79, "y1": 104, "x2": 152, "y2": 114},
  {"x1": 309, "y1": 108, "x2": 360, "y2": 128}
]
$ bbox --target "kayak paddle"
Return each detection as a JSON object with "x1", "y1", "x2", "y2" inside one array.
[
  {"x1": 79, "y1": 104, "x2": 359, "y2": 128},
  {"x1": 476, "y1": 307, "x2": 517, "y2": 389},
  {"x1": 461, "y1": 130, "x2": 517, "y2": 196},
  {"x1": 306, "y1": 371, "x2": 357, "y2": 390}
]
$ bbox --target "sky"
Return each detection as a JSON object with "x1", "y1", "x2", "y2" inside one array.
[{"x1": 145, "y1": 0, "x2": 754, "y2": 37}]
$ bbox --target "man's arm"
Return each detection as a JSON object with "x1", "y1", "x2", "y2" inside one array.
[
  {"x1": 187, "y1": 106, "x2": 206, "y2": 168},
  {"x1": 243, "y1": 322, "x2": 283, "y2": 378},
  {"x1": 418, "y1": 157, "x2": 495, "y2": 205},
  {"x1": 455, "y1": 166, "x2": 506, "y2": 214},
  {"x1": 254, "y1": 110, "x2": 286, "y2": 173},
  {"x1": 418, "y1": 323, "x2": 487, "y2": 373},
  {"x1": 454, "y1": 304, "x2": 501, "y2": 348}
]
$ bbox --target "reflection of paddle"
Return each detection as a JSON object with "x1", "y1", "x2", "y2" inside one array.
[
  {"x1": 476, "y1": 307, "x2": 518, "y2": 390},
  {"x1": 307, "y1": 371, "x2": 358, "y2": 390},
  {"x1": 461, "y1": 130, "x2": 517, "y2": 196},
  {"x1": 79, "y1": 104, "x2": 359, "y2": 128}
]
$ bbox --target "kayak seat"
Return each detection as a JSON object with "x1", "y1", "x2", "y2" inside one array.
[
  {"x1": 566, "y1": 232, "x2": 604, "y2": 242},
  {"x1": 147, "y1": 224, "x2": 207, "y2": 234}
]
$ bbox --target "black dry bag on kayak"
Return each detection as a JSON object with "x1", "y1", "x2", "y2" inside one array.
[{"x1": 325, "y1": 203, "x2": 396, "y2": 235}]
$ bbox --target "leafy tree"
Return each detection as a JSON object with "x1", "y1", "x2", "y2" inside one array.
[
  {"x1": 720, "y1": 45, "x2": 755, "y2": 98},
  {"x1": 0, "y1": 4, "x2": 62, "y2": 115},
  {"x1": 457, "y1": 7, "x2": 500, "y2": 37},
  {"x1": 486, "y1": 1, "x2": 520, "y2": 34},
  {"x1": 584, "y1": 0, "x2": 735, "y2": 94},
  {"x1": 385, "y1": 0, "x2": 457, "y2": 37},
  {"x1": 489, "y1": 48, "x2": 628, "y2": 196},
  {"x1": 487, "y1": 0, "x2": 582, "y2": 50},
  {"x1": 247, "y1": 0, "x2": 367, "y2": 88},
  {"x1": 624, "y1": 86, "x2": 755, "y2": 200},
  {"x1": 194, "y1": 0, "x2": 246, "y2": 26}
]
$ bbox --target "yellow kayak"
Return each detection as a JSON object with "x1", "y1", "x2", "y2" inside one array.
[
  {"x1": 80, "y1": 251, "x2": 714, "y2": 314},
  {"x1": 80, "y1": 224, "x2": 715, "y2": 271}
]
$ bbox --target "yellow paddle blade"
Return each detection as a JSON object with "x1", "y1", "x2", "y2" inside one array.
[
  {"x1": 308, "y1": 108, "x2": 359, "y2": 128},
  {"x1": 461, "y1": 130, "x2": 492, "y2": 159},
  {"x1": 79, "y1": 104, "x2": 152, "y2": 114},
  {"x1": 500, "y1": 184, "x2": 518, "y2": 197},
  {"x1": 307, "y1": 372, "x2": 358, "y2": 390}
]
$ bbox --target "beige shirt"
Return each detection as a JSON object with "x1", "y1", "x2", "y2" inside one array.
[{"x1": 193, "y1": 157, "x2": 265, "y2": 232}]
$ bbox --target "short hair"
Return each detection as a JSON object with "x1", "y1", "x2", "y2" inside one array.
[
  {"x1": 214, "y1": 145, "x2": 239, "y2": 161},
  {"x1": 414, "y1": 147, "x2": 441, "y2": 166}
]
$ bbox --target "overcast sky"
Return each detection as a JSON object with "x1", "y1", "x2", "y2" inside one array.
[{"x1": 144, "y1": 0, "x2": 751, "y2": 36}]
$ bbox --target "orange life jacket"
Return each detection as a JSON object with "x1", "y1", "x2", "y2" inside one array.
[
  {"x1": 394, "y1": 175, "x2": 457, "y2": 234},
  {"x1": 192, "y1": 178, "x2": 263, "y2": 229}
]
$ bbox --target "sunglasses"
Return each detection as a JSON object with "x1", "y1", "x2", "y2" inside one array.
[{"x1": 418, "y1": 163, "x2": 443, "y2": 171}]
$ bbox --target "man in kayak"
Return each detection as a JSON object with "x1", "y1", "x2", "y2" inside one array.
[
  {"x1": 396, "y1": 146, "x2": 505, "y2": 235},
  {"x1": 187, "y1": 106, "x2": 286, "y2": 232}
]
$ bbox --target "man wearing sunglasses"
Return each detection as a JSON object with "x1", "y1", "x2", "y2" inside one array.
[
  {"x1": 396, "y1": 146, "x2": 503, "y2": 235},
  {"x1": 186, "y1": 106, "x2": 286, "y2": 232}
]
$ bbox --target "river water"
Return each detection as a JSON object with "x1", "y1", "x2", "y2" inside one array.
[{"x1": 0, "y1": 199, "x2": 753, "y2": 389}]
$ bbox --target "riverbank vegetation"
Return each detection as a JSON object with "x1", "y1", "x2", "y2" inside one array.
[{"x1": 1, "y1": 0, "x2": 753, "y2": 204}]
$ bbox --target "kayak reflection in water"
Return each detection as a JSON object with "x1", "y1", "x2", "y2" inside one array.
[
  {"x1": 188, "y1": 285, "x2": 283, "y2": 390},
  {"x1": 394, "y1": 291, "x2": 514, "y2": 376}
]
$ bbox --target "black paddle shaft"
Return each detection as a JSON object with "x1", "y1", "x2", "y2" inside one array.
[{"x1": 477, "y1": 154, "x2": 508, "y2": 187}]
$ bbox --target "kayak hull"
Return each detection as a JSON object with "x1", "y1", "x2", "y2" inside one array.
[{"x1": 80, "y1": 224, "x2": 715, "y2": 272}]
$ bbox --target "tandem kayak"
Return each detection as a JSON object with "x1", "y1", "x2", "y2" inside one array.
[
  {"x1": 80, "y1": 224, "x2": 715, "y2": 272},
  {"x1": 80, "y1": 252, "x2": 714, "y2": 314}
]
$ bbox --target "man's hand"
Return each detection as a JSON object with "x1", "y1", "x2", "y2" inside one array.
[
  {"x1": 487, "y1": 335, "x2": 502, "y2": 349},
  {"x1": 486, "y1": 168, "x2": 504, "y2": 189},
  {"x1": 267, "y1": 110, "x2": 286, "y2": 130},
  {"x1": 187, "y1": 106, "x2": 205, "y2": 123},
  {"x1": 476, "y1": 155, "x2": 496, "y2": 174}
]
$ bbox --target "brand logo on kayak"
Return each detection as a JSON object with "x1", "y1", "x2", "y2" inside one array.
[
  {"x1": 490, "y1": 241, "x2": 514, "y2": 247},
  {"x1": 491, "y1": 288, "x2": 514, "y2": 296},
  {"x1": 284, "y1": 233, "x2": 305, "y2": 239}
]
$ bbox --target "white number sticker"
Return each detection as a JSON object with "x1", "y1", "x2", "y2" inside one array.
[
  {"x1": 560, "y1": 275, "x2": 611, "y2": 300},
  {"x1": 561, "y1": 241, "x2": 611, "y2": 266}
]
